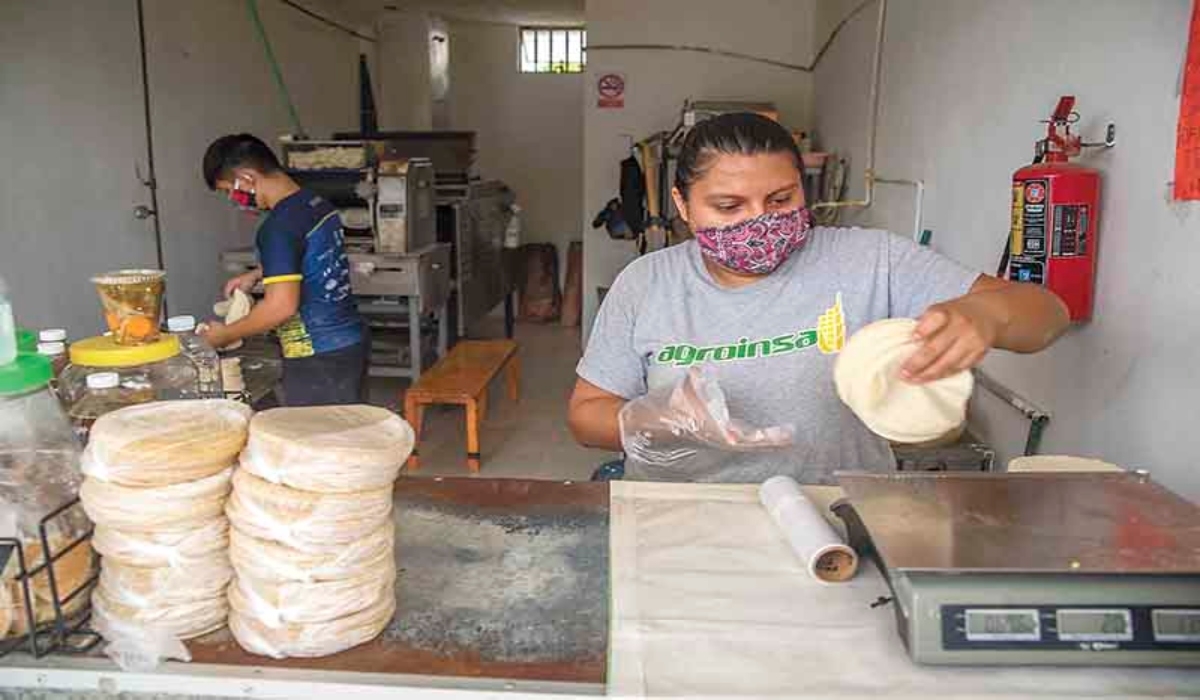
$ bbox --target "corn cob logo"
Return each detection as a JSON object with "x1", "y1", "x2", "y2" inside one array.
[{"x1": 816, "y1": 293, "x2": 845, "y2": 354}]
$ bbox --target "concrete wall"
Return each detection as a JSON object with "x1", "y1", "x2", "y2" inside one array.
[
  {"x1": 447, "y1": 19, "x2": 584, "y2": 259},
  {"x1": 581, "y1": 0, "x2": 819, "y2": 338},
  {"x1": 814, "y1": 0, "x2": 1200, "y2": 499},
  {"x1": 377, "y1": 9, "x2": 434, "y2": 131},
  {"x1": 0, "y1": 0, "x2": 370, "y2": 336}
]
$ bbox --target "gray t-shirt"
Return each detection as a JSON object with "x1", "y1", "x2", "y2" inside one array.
[{"x1": 577, "y1": 226, "x2": 979, "y2": 484}]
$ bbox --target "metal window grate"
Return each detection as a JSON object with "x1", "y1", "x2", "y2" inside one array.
[{"x1": 520, "y1": 27, "x2": 586, "y2": 74}]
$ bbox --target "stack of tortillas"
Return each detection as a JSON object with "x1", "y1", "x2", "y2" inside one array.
[
  {"x1": 834, "y1": 319, "x2": 974, "y2": 444},
  {"x1": 80, "y1": 400, "x2": 250, "y2": 641},
  {"x1": 226, "y1": 405, "x2": 412, "y2": 658}
]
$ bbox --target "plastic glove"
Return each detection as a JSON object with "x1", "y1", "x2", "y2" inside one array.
[{"x1": 619, "y1": 367, "x2": 795, "y2": 478}]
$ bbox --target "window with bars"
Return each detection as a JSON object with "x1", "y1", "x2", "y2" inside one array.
[{"x1": 519, "y1": 27, "x2": 586, "y2": 74}]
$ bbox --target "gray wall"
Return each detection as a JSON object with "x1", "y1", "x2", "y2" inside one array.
[
  {"x1": 448, "y1": 19, "x2": 585, "y2": 256},
  {"x1": 814, "y1": 0, "x2": 1200, "y2": 499},
  {"x1": 0, "y1": 0, "x2": 367, "y2": 338},
  {"x1": 580, "y1": 0, "x2": 819, "y2": 340}
]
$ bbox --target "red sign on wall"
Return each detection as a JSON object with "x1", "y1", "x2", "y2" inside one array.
[
  {"x1": 597, "y1": 73, "x2": 625, "y2": 109},
  {"x1": 1175, "y1": 0, "x2": 1200, "y2": 200}
]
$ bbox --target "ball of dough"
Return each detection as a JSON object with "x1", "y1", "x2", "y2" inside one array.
[{"x1": 834, "y1": 318, "x2": 973, "y2": 444}]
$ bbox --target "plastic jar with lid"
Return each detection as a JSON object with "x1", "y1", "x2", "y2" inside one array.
[
  {"x1": 0, "y1": 351, "x2": 94, "y2": 630},
  {"x1": 60, "y1": 334, "x2": 201, "y2": 443}
]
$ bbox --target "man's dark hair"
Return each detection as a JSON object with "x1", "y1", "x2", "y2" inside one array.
[
  {"x1": 674, "y1": 113, "x2": 802, "y2": 198},
  {"x1": 202, "y1": 134, "x2": 282, "y2": 189}
]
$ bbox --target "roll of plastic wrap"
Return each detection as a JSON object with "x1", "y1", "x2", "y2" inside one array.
[{"x1": 759, "y1": 476, "x2": 858, "y2": 583}]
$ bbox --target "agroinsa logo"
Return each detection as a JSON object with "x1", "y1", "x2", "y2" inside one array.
[{"x1": 653, "y1": 294, "x2": 845, "y2": 367}]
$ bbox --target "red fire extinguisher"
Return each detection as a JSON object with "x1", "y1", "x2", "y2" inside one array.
[{"x1": 1004, "y1": 96, "x2": 1114, "y2": 322}]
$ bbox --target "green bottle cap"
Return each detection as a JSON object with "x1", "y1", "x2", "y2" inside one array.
[{"x1": 0, "y1": 353, "x2": 53, "y2": 396}]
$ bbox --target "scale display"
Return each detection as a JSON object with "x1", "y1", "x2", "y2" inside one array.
[
  {"x1": 944, "y1": 605, "x2": 1200, "y2": 651},
  {"x1": 1154, "y1": 610, "x2": 1200, "y2": 642},
  {"x1": 964, "y1": 609, "x2": 1040, "y2": 642},
  {"x1": 1056, "y1": 609, "x2": 1133, "y2": 642}
]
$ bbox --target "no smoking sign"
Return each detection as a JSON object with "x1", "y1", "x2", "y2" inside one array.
[{"x1": 597, "y1": 73, "x2": 625, "y2": 109}]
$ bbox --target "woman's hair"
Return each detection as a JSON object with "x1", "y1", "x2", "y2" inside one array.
[{"x1": 674, "y1": 112, "x2": 802, "y2": 198}]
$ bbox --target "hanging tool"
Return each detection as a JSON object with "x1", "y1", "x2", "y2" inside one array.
[{"x1": 639, "y1": 138, "x2": 667, "y2": 254}]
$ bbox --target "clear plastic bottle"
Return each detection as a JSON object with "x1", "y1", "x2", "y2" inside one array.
[
  {"x1": 0, "y1": 276, "x2": 16, "y2": 366},
  {"x1": 167, "y1": 315, "x2": 223, "y2": 398},
  {"x1": 37, "y1": 341, "x2": 68, "y2": 382}
]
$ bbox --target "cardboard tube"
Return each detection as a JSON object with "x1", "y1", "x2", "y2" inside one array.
[{"x1": 759, "y1": 476, "x2": 859, "y2": 583}]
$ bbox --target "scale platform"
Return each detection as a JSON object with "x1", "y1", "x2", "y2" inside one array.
[{"x1": 836, "y1": 471, "x2": 1200, "y2": 666}]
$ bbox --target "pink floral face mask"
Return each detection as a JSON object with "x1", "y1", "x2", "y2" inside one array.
[{"x1": 693, "y1": 207, "x2": 814, "y2": 275}]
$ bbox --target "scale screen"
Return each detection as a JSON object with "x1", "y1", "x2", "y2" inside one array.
[
  {"x1": 1057, "y1": 609, "x2": 1132, "y2": 641},
  {"x1": 1154, "y1": 610, "x2": 1200, "y2": 642},
  {"x1": 964, "y1": 609, "x2": 1040, "y2": 641}
]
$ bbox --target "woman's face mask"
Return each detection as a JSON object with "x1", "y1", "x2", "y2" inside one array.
[{"x1": 693, "y1": 207, "x2": 814, "y2": 275}]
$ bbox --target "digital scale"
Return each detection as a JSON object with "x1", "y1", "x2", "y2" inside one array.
[{"x1": 835, "y1": 471, "x2": 1200, "y2": 666}]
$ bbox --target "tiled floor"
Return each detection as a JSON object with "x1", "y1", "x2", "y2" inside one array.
[{"x1": 368, "y1": 318, "x2": 618, "y2": 482}]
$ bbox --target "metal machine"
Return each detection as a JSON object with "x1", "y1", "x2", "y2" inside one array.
[
  {"x1": 835, "y1": 471, "x2": 1200, "y2": 666},
  {"x1": 331, "y1": 131, "x2": 517, "y2": 338}
]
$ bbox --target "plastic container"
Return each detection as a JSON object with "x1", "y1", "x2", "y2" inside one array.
[
  {"x1": 37, "y1": 341, "x2": 69, "y2": 382},
  {"x1": 0, "y1": 348, "x2": 94, "y2": 639},
  {"x1": 39, "y1": 329, "x2": 68, "y2": 343},
  {"x1": 167, "y1": 315, "x2": 223, "y2": 398},
  {"x1": 91, "y1": 269, "x2": 166, "y2": 346},
  {"x1": 60, "y1": 334, "x2": 201, "y2": 444},
  {"x1": 0, "y1": 277, "x2": 15, "y2": 366}
]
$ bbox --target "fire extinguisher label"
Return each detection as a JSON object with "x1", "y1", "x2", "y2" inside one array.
[
  {"x1": 1009, "y1": 179, "x2": 1049, "y2": 284},
  {"x1": 1052, "y1": 204, "x2": 1088, "y2": 257}
]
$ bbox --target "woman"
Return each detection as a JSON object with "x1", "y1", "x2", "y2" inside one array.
[{"x1": 568, "y1": 113, "x2": 1068, "y2": 484}]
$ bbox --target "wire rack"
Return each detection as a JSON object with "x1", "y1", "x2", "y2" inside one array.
[{"x1": 0, "y1": 498, "x2": 101, "y2": 658}]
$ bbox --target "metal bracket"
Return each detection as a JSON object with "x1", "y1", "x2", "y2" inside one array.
[{"x1": 1082, "y1": 123, "x2": 1117, "y2": 150}]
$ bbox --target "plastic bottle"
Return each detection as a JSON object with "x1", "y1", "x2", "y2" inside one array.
[
  {"x1": 504, "y1": 204, "x2": 522, "y2": 249},
  {"x1": 37, "y1": 341, "x2": 69, "y2": 380},
  {"x1": 0, "y1": 276, "x2": 16, "y2": 366},
  {"x1": 167, "y1": 315, "x2": 223, "y2": 398},
  {"x1": 72, "y1": 372, "x2": 122, "y2": 444}
]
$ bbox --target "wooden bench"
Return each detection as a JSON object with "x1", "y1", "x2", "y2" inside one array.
[{"x1": 403, "y1": 339, "x2": 520, "y2": 472}]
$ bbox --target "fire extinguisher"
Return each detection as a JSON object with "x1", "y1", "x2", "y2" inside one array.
[{"x1": 1001, "y1": 96, "x2": 1115, "y2": 322}]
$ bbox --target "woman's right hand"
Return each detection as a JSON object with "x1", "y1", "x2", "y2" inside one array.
[{"x1": 223, "y1": 269, "x2": 262, "y2": 299}]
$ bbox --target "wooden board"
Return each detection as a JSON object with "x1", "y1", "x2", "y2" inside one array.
[{"x1": 187, "y1": 477, "x2": 609, "y2": 685}]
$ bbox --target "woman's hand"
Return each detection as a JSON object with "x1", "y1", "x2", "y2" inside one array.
[
  {"x1": 901, "y1": 274, "x2": 1070, "y2": 384},
  {"x1": 901, "y1": 297, "x2": 999, "y2": 383}
]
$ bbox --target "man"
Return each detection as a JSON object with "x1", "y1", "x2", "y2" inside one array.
[{"x1": 200, "y1": 133, "x2": 367, "y2": 406}]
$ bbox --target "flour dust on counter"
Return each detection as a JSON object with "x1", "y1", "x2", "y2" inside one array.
[{"x1": 387, "y1": 499, "x2": 608, "y2": 664}]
